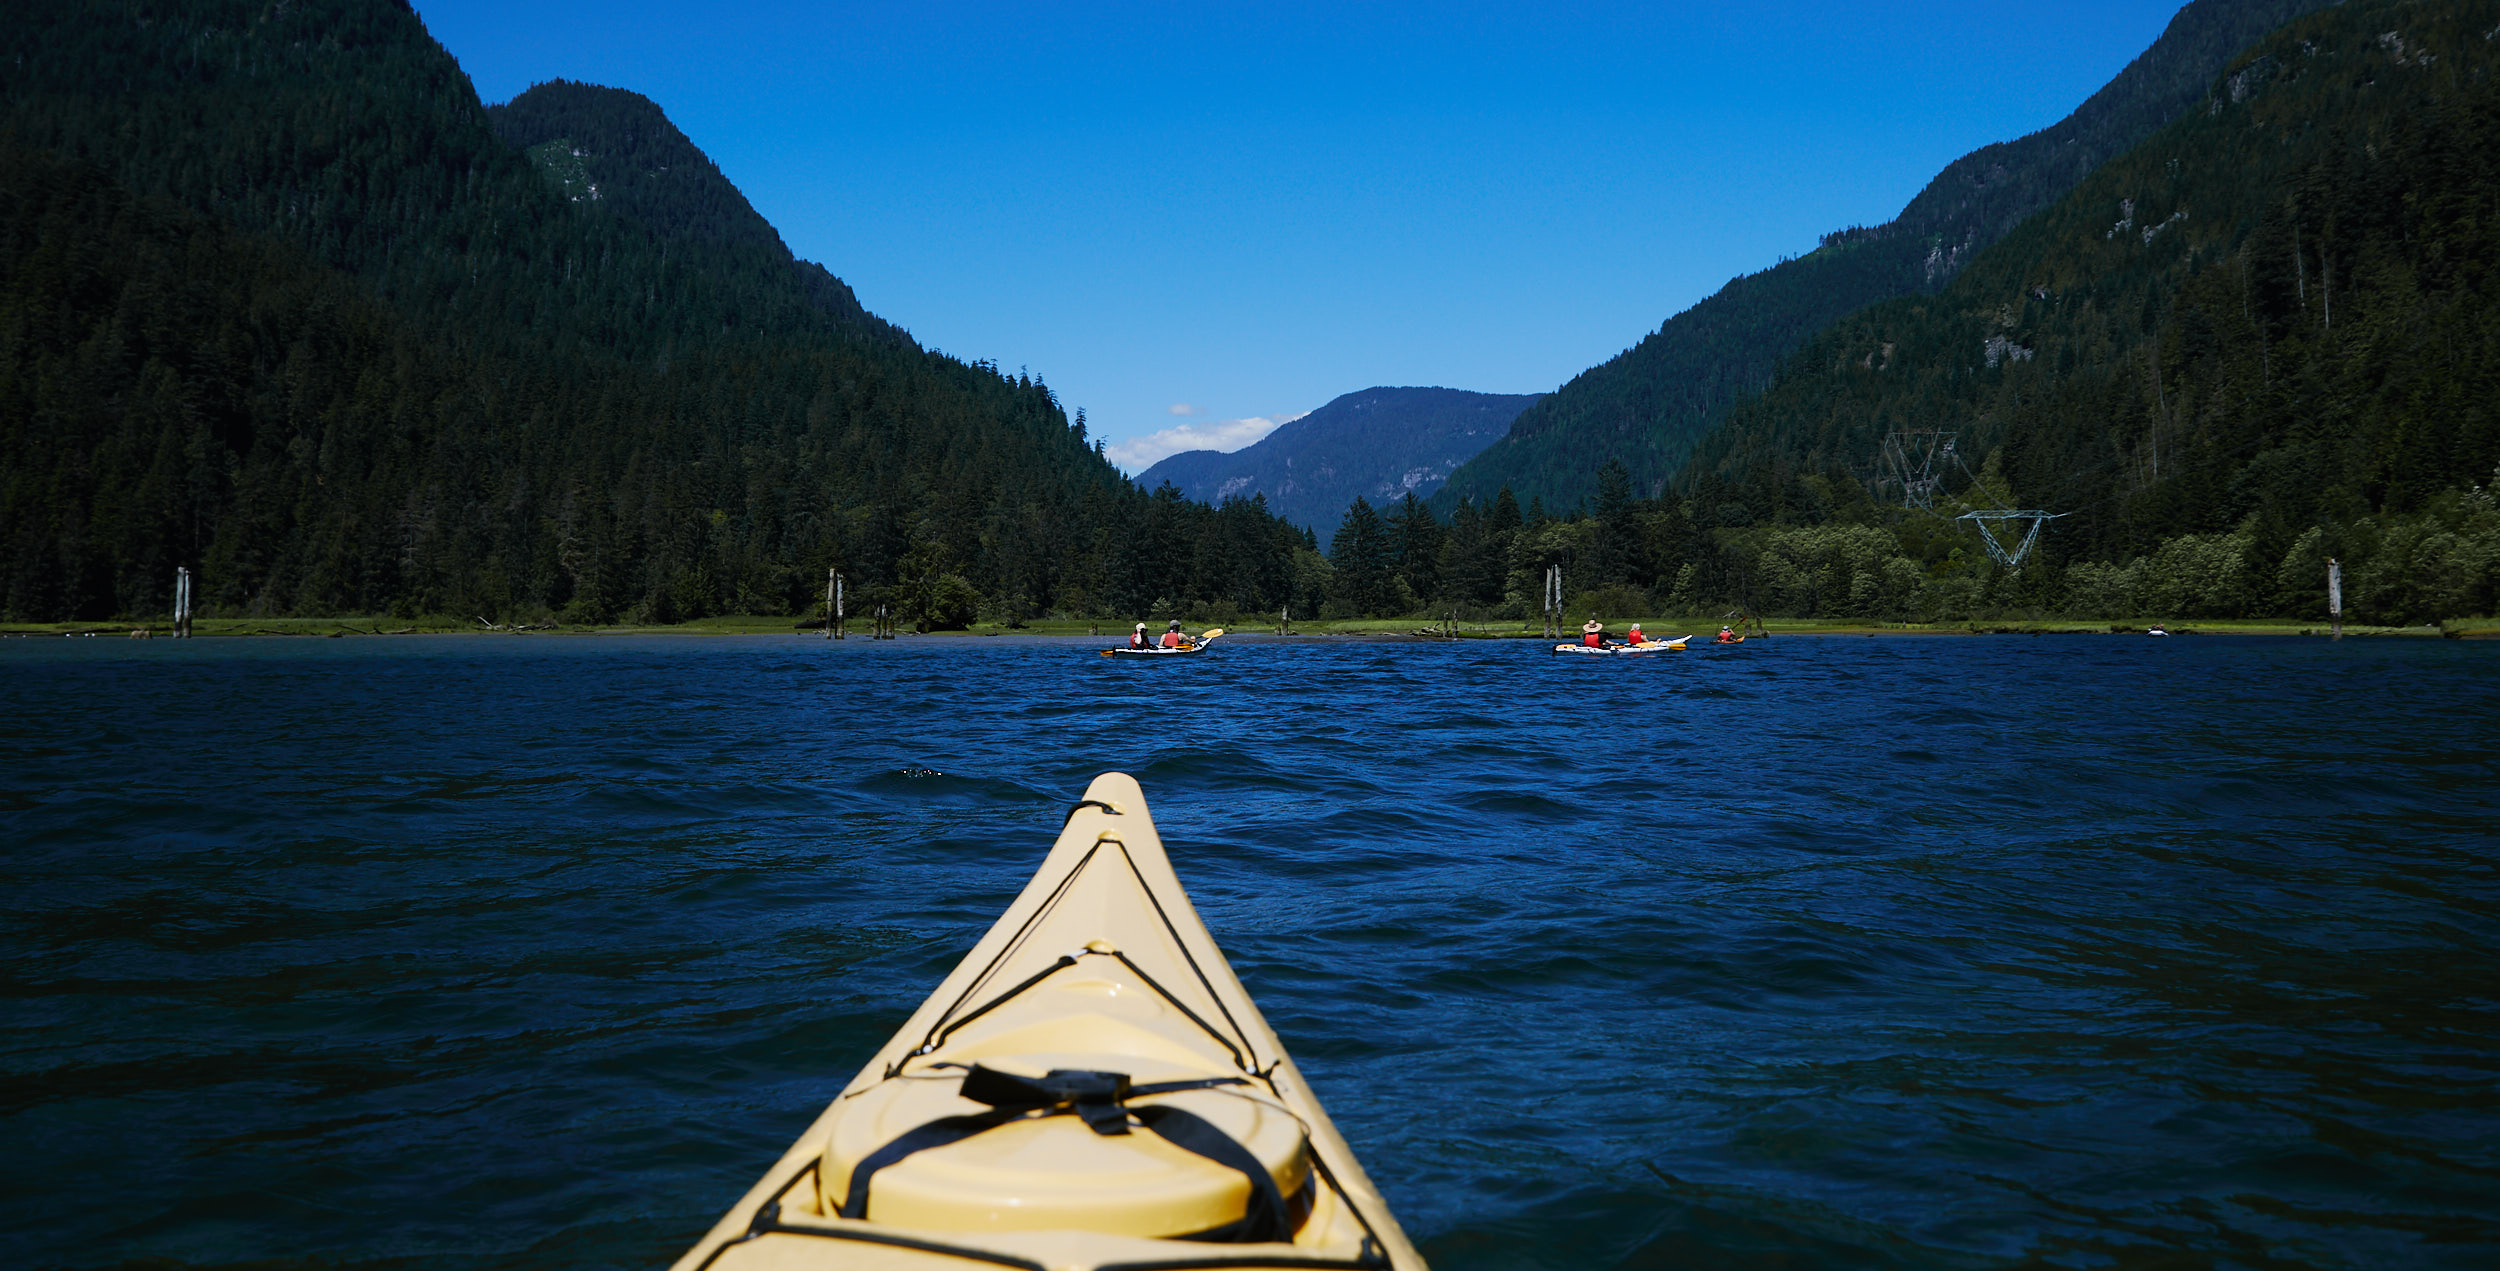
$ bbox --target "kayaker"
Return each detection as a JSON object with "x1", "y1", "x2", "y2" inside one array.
[
  {"x1": 1581, "y1": 618, "x2": 1606, "y2": 648},
  {"x1": 1130, "y1": 622, "x2": 1152, "y2": 650},
  {"x1": 1715, "y1": 625, "x2": 1736, "y2": 643},
  {"x1": 1160, "y1": 620, "x2": 1187, "y2": 649},
  {"x1": 1626, "y1": 623, "x2": 1646, "y2": 645}
]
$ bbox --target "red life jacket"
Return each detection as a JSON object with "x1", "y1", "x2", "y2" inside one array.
[
  {"x1": 1160, "y1": 631, "x2": 1182, "y2": 648},
  {"x1": 1130, "y1": 632, "x2": 1147, "y2": 648},
  {"x1": 1582, "y1": 631, "x2": 1603, "y2": 647}
]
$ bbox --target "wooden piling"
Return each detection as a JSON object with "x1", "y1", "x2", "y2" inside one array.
[{"x1": 2328, "y1": 558, "x2": 2343, "y2": 639}]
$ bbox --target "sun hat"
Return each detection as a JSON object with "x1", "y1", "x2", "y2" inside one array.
[{"x1": 1582, "y1": 618, "x2": 1603, "y2": 632}]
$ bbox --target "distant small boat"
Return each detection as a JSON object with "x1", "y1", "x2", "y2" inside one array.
[
  {"x1": 1103, "y1": 643, "x2": 1210, "y2": 658},
  {"x1": 2147, "y1": 625, "x2": 2169, "y2": 637},
  {"x1": 1553, "y1": 635, "x2": 1689, "y2": 655},
  {"x1": 1101, "y1": 628, "x2": 1224, "y2": 658}
]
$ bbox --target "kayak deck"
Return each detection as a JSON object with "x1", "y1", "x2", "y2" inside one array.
[{"x1": 673, "y1": 773, "x2": 1422, "y2": 1271}]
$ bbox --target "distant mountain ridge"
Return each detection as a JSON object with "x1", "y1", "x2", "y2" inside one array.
[
  {"x1": 1433, "y1": 0, "x2": 2344, "y2": 516},
  {"x1": 1138, "y1": 387, "x2": 1544, "y2": 539}
]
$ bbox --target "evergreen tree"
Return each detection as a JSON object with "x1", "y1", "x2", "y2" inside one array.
[
  {"x1": 1487, "y1": 487, "x2": 1523, "y2": 536},
  {"x1": 1326, "y1": 498, "x2": 1394, "y2": 617},
  {"x1": 1387, "y1": 492, "x2": 1443, "y2": 604},
  {"x1": 1587, "y1": 459, "x2": 1639, "y2": 587}
]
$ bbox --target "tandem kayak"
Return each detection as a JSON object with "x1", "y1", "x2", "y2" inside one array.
[
  {"x1": 1102, "y1": 643, "x2": 1210, "y2": 658},
  {"x1": 672, "y1": 772, "x2": 1425, "y2": 1271},
  {"x1": 1552, "y1": 636, "x2": 1689, "y2": 655},
  {"x1": 1101, "y1": 627, "x2": 1225, "y2": 658}
]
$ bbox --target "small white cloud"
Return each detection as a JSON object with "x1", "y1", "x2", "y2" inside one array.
[
  {"x1": 1105, "y1": 412, "x2": 1306, "y2": 473},
  {"x1": 1168, "y1": 403, "x2": 1199, "y2": 416}
]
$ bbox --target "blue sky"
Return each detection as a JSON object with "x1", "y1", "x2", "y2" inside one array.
[{"x1": 410, "y1": 1, "x2": 2182, "y2": 470}]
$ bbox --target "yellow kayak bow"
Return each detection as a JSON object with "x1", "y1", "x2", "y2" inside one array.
[{"x1": 673, "y1": 772, "x2": 1425, "y2": 1271}]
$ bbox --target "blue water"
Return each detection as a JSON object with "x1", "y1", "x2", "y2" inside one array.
[{"x1": 3, "y1": 632, "x2": 2496, "y2": 1269}]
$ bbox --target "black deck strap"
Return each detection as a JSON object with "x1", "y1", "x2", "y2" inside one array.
[
  {"x1": 838, "y1": 1105, "x2": 1026, "y2": 1218},
  {"x1": 840, "y1": 1063, "x2": 1277, "y2": 1238},
  {"x1": 915, "y1": 954, "x2": 1078, "y2": 1059},
  {"x1": 1110, "y1": 850, "x2": 1257, "y2": 1059},
  {"x1": 1061, "y1": 798, "x2": 1122, "y2": 826},
  {"x1": 691, "y1": 1158, "x2": 1053, "y2": 1271},
  {"x1": 1103, "y1": 949, "x2": 1250, "y2": 1071},
  {"x1": 1132, "y1": 1104, "x2": 1291, "y2": 1244},
  {"x1": 916, "y1": 841, "x2": 1107, "y2": 1050},
  {"x1": 961, "y1": 1064, "x2": 1136, "y2": 1135}
]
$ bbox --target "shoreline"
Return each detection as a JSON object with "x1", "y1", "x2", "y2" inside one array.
[{"x1": 5, "y1": 618, "x2": 2489, "y2": 641}]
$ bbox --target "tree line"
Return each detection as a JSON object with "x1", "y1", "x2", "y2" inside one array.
[{"x1": 1318, "y1": 453, "x2": 2497, "y2": 627}]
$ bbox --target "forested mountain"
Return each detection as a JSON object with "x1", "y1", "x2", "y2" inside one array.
[
  {"x1": 1, "y1": 0, "x2": 1315, "y2": 625},
  {"x1": 1677, "y1": 0, "x2": 2500, "y2": 621},
  {"x1": 1136, "y1": 387, "x2": 1542, "y2": 543},
  {"x1": 1294, "y1": 0, "x2": 2497, "y2": 628},
  {"x1": 1433, "y1": 0, "x2": 2343, "y2": 517}
]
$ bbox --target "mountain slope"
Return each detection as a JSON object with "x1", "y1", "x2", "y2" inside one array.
[
  {"x1": 0, "y1": 0, "x2": 1314, "y2": 623},
  {"x1": 1434, "y1": 0, "x2": 2344, "y2": 516},
  {"x1": 485, "y1": 79, "x2": 890, "y2": 337},
  {"x1": 1136, "y1": 387, "x2": 1543, "y2": 540},
  {"x1": 1683, "y1": 0, "x2": 2500, "y2": 617}
]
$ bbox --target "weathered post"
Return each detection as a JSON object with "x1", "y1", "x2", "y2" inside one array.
[
  {"x1": 173, "y1": 566, "x2": 192, "y2": 638},
  {"x1": 2327, "y1": 558, "x2": 2343, "y2": 639}
]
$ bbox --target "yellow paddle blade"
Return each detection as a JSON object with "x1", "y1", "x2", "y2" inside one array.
[
  {"x1": 1200, "y1": 628, "x2": 1225, "y2": 641},
  {"x1": 1099, "y1": 649, "x2": 1115, "y2": 657}
]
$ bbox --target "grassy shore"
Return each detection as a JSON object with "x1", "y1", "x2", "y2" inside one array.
[{"x1": 7, "y1": 615, "x2": 2492, "y2": 639}]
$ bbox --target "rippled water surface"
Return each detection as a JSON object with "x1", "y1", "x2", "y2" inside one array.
[{"x1": 4, "y1": 632, "x2": 2497, "y2": 1269}]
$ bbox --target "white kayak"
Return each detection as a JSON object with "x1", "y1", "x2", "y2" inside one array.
[
  {"x1": 1551, "y1": 635, "x2": 1690, "y2": 654},
  {"x1": 1102, "y1": 628, "x2": 1225, "y2": 658}
]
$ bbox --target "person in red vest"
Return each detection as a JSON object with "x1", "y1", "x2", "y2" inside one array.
[
  {"x1": 1626, "y1": 623, "x2": 1647, "y2": 646},
  {"x1": 1581, "y1": 618, "x2": 1606, "y2": 648},
  {"x1": 1160, "y1": 620, "x2": 1187, "y2": 649},
  {"x1": 1716, "y1": 625, "x2": 1737, "y2": 643},
  {"x1": 1130, "y1": 622, "x2": 1151, "y2": 649}
]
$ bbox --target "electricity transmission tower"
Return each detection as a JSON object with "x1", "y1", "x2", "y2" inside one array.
[
  {"x1": 1879, "y1": 431, "x2": 1957, "y2": 510},
  {"x1": 1955, "y1": 509, "x2": 2067, "y2": 568},
  {"x1": 1877, "y1": 428, "x2": 2066, "y2": 567}
]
